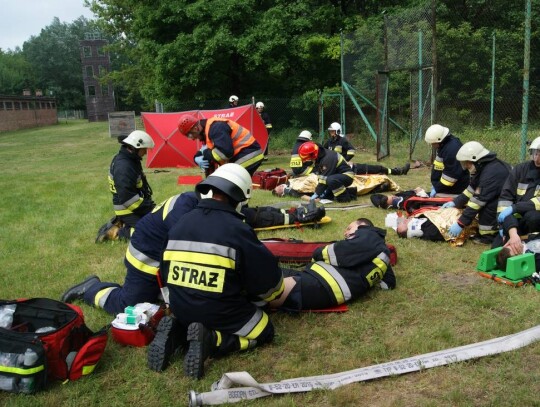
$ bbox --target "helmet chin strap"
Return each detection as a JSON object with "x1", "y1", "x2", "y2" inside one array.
[
  {"x1": 236, "y1": 200, "x2": 248, "y2": 214},
  {"x1": 199, "y1": 189, "x2": 214, "y2": 200}
]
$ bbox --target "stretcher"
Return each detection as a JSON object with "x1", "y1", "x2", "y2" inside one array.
[
  {"x1": 476, "y1": 246, "x2": 540, "y2": 289},
  {"x1": 253, "y1": 216, "x2": 332, "y2": 231},
  {"x1": 261, "y1": 238, "x2": 398, "y2": 266}
]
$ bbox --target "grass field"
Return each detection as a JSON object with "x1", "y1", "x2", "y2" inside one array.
[{"x1": 0, "y1": 121, "x2": 539, "y2": 407}]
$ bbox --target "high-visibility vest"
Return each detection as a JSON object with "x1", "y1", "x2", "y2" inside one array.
[{"x1": 205, "y1": 117, "x2": 257, "y2": 162}]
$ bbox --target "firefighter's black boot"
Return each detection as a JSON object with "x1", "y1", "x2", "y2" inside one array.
[
  {"x1": 95, "y1": 217, "x2": 122, "y2": 243},
  {"x1": 293, "y1": 201, "x2": 326, "y2": 223},
  {"x1": 390, "y1": 162, "x2": 410, "y2": 176},
  {"x1": 148, "y1": 315, "x2": 187, "y2": 372},
  {"x1": 61, "y1": 275, "x2": 101, "y2": 303},
  {"x1": 184, "y1": 323, "x2": 217, "y2": 380}
]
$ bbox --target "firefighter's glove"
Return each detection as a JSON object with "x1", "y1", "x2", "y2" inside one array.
[
  {"x1": 195, "y1": 156, "x2": 210, "y2": 169},
  {"x1": 448, "y1": 222, "x2": 463, "y2": 238},
  {"x1": 498, "y1": 206, "x2": 513, "y2": 224},
  {"x1": 442, "y1": 201, "x2": 455, "y2": 209},
  {"x1": 429, "y1": 187, "x2": 437, "y2": 198}
]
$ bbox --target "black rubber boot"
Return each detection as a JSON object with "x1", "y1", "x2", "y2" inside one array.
[
  {"x1": 147, "y1": 315, "x2": 187, "y2": 372},
  {"x1": 294, "y1": 201, "x2": 326, "y2": 223},
  {"x1": 61, "y1": 275, "x2": 101, "y2": 303},
  {"x1": 391, "y1": 162, "x2": 410, "y2": 176},
  {"x1": 183, "y1": 323, "x2": 217, "y2": 380}
]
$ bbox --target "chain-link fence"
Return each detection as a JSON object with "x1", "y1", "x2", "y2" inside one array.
[{"x1": 331, "y1": 0, "x2": 540, "y2": 166}]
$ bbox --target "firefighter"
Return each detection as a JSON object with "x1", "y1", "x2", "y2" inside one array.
[
  {"x1": 228, "y1": 95, "x2": 239, "y2": 108},
  {"x1": 161, "y1": 164, "x2": 284, "y2": 379},
  {"x1": 496, "y1": 136, "x2": 540, "y2": 247},
  {"x1": 289, "y1": 130, "x2": 315, "y2": 176},
  {"x1": 298, "y1": 141, "x2": 357, "y2": 202},
  {"x1": 178, "y1": 114, "x2": 264, "y2": 176},
  {"x1": 424, "y1": 124, "x2": 470, "y2": 197},
  {"x1": 62, "y1": 192, "x2": 199, "y2": 313},
  {"x1": 324, "y1": 122, "x2": 356, "y2": 161},
  {"x1": 270, "y1": 218, "x2": 396, "y2": 312},
  {"x1": 443, "y1": 141, "x2": 511, "y2": 245},
  {"x1": 255, "y1": 101, "x2": 272, "y2": 160},
  {"x1": 96, "y1": 130, "x2": 156, "y2": 242}
]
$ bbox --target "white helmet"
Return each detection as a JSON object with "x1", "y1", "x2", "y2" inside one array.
[
  {"x1": 298, "y1": 130, "x2": 313, "y2": 141},
  {"x1": 529, "y1": 136, "x2": 540, "y2": 151},
  {"x1": 328, "y1": 122, "x2": 342, "y2": 137},
  {"x1": 196, "y1": 163, "x2": 252, "y2": 205},
  {"x1": 456, "y1": 141, "x2": 490, "y2": 162},
  {"x1": 425, "y1": 124, "x2": 450, "y2": 144},
  {"x1": 229, "y1": 95, "x2": 239, "y2": 103},
  {"x1": 123, "y1": 130, "x2": 155, "y2": 149},
  {"x1": 256, "y1": 101, "x2": 264, "y2": 109}
]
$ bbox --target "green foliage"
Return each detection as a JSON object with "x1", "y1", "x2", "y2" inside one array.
[
  {"x1": 0, "y1": 49, "x2": 34, "y2": 95},
  {"x1": 22, "y1": 17, "x2": 97, "y2": 109}
]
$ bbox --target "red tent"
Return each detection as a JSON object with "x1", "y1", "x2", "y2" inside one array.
[{"x1": 142, "y1": 105, "x2": 268, "y2": 168}]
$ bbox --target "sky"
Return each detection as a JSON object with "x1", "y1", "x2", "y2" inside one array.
[{"x1": 1, "y1": 0, "x2": 95, "y2": 51}]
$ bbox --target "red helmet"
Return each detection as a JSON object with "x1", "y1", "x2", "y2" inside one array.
[
  {"x1": 178, "y1": 114, "x2": 199, "y2": 137},
  {"x1": 298, "y1": 142, "x2": 319, "y2": 162}
]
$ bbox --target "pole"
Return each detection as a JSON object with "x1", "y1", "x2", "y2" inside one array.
[
  {"x1": 490, "y1": 32, "x2": 496, "y2": 129},
  {"x1": 340, "y1": 31, "x2": 346, "y2": 135},
  {"x1": 521, "y1": 0, "x2": 531, "y2": 161},
  {"x1": 418, "y1": 30, "x2": 423, "y2": 141}
]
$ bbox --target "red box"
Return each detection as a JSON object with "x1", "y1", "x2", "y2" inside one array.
[{"x1": 252, "y1": 168, "x2": 288, "y2": 190}]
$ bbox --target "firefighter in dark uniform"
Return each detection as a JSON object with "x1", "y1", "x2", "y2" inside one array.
[
  {"x1": 270, "y1": 218, "x2": 396, "y2": 312},
  {"x1": 324, "y1": 122, "x2": 356, "y2": 161},
  {"x1": 290, "y1": 130, "x2": 315, "y2": 176},
  {"x1": 256, "y1": 101, "x2": 272, "y2": 159},
  {"x1": 496, "y1": 136, "x2": 540, "y2": 248},
  {"x1": 97, "y1": 130, "x2": 156, "y2": 241},
  {"x1": 424, "y1": 124, "x2": 470, "y2": 197},
  {"x1": 62, "y1": 192, "x2": 199, "y2": 313},
  {"x1": 444, "y1": 141, "x2": 511, "y2": 244},
  {"x1": 162, "y1": 164, "x2": 284, "y2": 379},
  {"x1": 178, "y1": 113, "x2": 264, "y2": 176},
  {"x1": 298, "y1": 141, "x2": 356, "y2": 202}
]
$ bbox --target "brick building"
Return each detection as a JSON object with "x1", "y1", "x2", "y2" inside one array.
[
  {"x1": 0, "y1": 95, "x2": 57, "y2": 132},
  {"x1": 80, "y1": 32, "x2": 115, "y2": 121}
]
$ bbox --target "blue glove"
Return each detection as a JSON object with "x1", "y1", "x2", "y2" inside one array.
[
  {"x1": 448, "y1": 222, "x2": 463, "y2": 238},
  {"x1": 429, "y1": 187, "x2": 437, "y2": 197},
  {"x1": 441, "y1": 201, "x2": 455, "y2": 209},
  {"x1": 194, "y1": 155, "x2": 209, "y2": 169},
  {"x1": 310, "y1": 193, "x2": 319, "y2": 200},
  {"x1": 498, "y1": 206, "x2": 513, "y2": 224}
]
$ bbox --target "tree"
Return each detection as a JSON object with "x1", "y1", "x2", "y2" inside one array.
[
  {"x1": 0, "y1": 49, "x2": 35, "y2": 95},
  {"x1": 23, "y1": 17, "x2": 97, "y2": 110}
]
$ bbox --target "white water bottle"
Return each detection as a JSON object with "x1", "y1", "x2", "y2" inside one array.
[{"x1": 19, "y1": 349, "x2": 38, "y2": 394}]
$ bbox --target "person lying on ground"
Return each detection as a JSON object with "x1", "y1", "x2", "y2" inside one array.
[
  {"x1": 269, "y1": 218, "x2": 396, "y2": 312},
  {"x1": 394, "y1": 207, "x2": 477, "y2": 245},
  {"x1": 496, "y1": 224, "x2": 540, "y2": 271}
]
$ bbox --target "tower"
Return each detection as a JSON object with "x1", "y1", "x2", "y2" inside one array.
[{"x1": 80, "y1": 32, "x2": 115, "y2": 121}]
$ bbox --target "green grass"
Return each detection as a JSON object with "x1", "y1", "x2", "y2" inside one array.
[{"x1": 1, "y1": 121, "x2": 539, "y2": 407}]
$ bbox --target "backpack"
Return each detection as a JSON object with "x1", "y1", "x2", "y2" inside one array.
[
  {"x1": 252, "y1": 168, "x2": 288, "y2": 190},
  {"x1": 0, "y1": 298, "x2": 108, "y2": 394}
]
